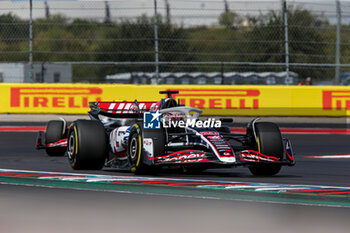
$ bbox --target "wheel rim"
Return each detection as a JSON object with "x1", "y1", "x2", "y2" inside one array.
[
  {"x1": 67, "y1": 133, "x2": 75, "y2": 160},
  {"x1": 130, "y1": 137, "x2": 138, "y2": 161}
]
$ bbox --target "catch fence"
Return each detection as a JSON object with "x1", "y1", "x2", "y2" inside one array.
[{"x1": 0, "y1": 0, "x2": 349, "y2": 84}]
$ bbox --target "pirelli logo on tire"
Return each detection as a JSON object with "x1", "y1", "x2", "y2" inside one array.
[{"x1": 10, "y1": 87, "x2": 102, "y2": 112}]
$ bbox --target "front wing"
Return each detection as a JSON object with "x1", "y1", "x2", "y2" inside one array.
[
  {"x1": 152, "y1": 138, "x2": 295, "y2": 167},
  {"x1": 35, "y1": 131, "x2": 68, "y2": 150}
]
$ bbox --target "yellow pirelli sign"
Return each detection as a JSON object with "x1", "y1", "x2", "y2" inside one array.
[{"x1": 1, "y1": 83, "x2": 350, "y2": 116}]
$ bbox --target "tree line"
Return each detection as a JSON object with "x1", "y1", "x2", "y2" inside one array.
[{"x1": 0, "y1": 7, "x2": 346, "y2": 82}]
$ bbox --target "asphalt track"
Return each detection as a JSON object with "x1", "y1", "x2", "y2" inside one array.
[
  {"x1": 1, "y1": 131, "x2": 349, "y2": 186},
  {"x1": 1, "y1": 125, "x2": 350, "y2": 232}
]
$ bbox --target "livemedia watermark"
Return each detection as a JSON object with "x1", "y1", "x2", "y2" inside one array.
[
  {"x1": 143, "y1": 111, "x2": 222, "y2": 129},
  {"x1": 162, "y1": 118, "x2": 221, "y2": 128}
]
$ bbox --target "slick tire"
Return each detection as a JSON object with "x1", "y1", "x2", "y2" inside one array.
[
  {"x1": 67, "y1": 120, "x2": 107, "y2": 170},
  {"x1": 249, "y1": 122, "x2": 283, "y2": 176},
  {"x1": 127, "y1": 124, "x2": 146, "y2": 174},
  {"x1": 45, "y1": 120, "x2": 66, "y2": 156}
]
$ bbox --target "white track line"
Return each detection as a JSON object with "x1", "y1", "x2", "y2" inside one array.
[{"x1": 304, "y1": 154, "x2": 350, "y2": 159}]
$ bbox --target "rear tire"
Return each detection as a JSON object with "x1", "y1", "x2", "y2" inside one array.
[
  {"x1": 248, "y1": 122, "x2": 283, "y2": 176},
  {"x1": 45, "y1": 120, "x2": 66, "y2": 156},
  {"x1": 67, "y1": 120, "x2": 107, "y2": 170}
]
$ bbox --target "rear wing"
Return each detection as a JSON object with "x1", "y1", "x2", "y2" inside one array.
[
  {"x1": 88, "y1": 90, "x2": 179, "y2": 118},
  {"x1": 89, "y1": 101, "x2": 159, "y2": 118}
]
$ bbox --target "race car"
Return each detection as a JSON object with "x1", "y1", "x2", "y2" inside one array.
[{"x1": 36, "y1": 90, "x2": 295, "y2": 176}]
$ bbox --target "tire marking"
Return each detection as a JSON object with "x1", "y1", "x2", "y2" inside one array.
[{"x1": 136, "y1": 133, "x2": 142, "y2": 167}]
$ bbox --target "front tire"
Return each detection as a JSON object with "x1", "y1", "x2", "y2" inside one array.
[
  {"x1": 67, "y1": 120, "x2": 107, "y2": 170},
  {"x1": 45, "y1": 120, "x2": 66, "y2": 156},
  {"x1": 127, "y1": 124, "x2": 145, "y2": 174},
  {"x1": 248, "y1": 122, "x2": 283, "y2": 176}
]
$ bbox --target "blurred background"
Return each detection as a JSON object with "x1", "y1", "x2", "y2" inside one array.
[{"x1": 1, "y1": 0, "x2": 350, "y2": 85}]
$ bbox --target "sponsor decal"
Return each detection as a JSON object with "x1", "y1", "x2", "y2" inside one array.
[
  {"x1": 173, "y1": 158, "x2": 209, "y2": 163},
  {"x1": 285, "y1": 139, "x2": 295, "y2": 163},
  {"x1": 240, "y1": 154, "x2": 276, "y2": 162},
  {"x1": 156, "y1": 150, "x2": 204, "y2": 159},
  {"x1": 169, "y1": 89, "x2": 260, "y2": 110},
  {"x1": 143, "y1": 111, "x2": 161, "y2": 129},
  {"x1": 162, "y1": 153, "x2": 206, "y2": 162},
  {"x1": 323, "y1": 90, "x2": 350, "y2": 110},
  {"x1": 110, "y1": 127, "x2": 129, "y2": 156},
  {"x1": 216, "y1": 146, "x2": 231, "y2": 149},
  {"x1": 218, "y1": 149, "x2": 231, "y2": 152},
  {"x1": 239, "y1": 150, "x2": 278, "y2": 162},
  {"x1": 218, "y1": 157, "x2": 235, "y2": 163},
  {"x1": 200, "y1": 131, "x2": 219, "y2": 136},
  {"x1": 46, "y1": 138, "x2": 68, "y2": 147},
  {"x1": 203, "y1": 133, "x2": 234, "y2": 158},
  {"x1": 11, "y1": 87, "x2": 102, "y2": 109},
  {"x1": 98, "y1": 102, "x2": 158, "y2": 114},
  {"x1": 143, "y1": 138, "x2": 154, "y2": 159}
]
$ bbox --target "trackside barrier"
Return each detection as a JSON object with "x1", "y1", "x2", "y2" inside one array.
[{"x1": 0, "y1": 83, "x2": 350, "y2": 116}]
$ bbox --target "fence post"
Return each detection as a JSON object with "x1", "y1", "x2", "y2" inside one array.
[
  {"x1": 154, "y1": 0, "x2": 160, "y2": 84},
  {"x1": 335, "y1": 0, "x2": 341, "y2": 85},
  {"x1": 224, "y1": 0, "x2": 229, "y2": 12},
  {"x1": 29, "y1": 0, "x2": 33, "y2": 82},
  {"x1": 165, "y1": 0, "x2": 170, "y2": 24},
  {"x1": 104, "y1": 1, "x2": 111, "y2": 23},
  {"x1": 282, "y1": 0, "x2": 290, "y2": 82},
  {"x1": 45, "y1": 0, "x2": 50, "y2": 19}
]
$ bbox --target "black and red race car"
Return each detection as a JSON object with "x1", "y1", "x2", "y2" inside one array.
[{"x1": 36, "y1": 90, "x2": 295, "y2": 176}]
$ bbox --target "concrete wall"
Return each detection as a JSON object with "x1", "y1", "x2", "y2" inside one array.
[
  {"x1": 0, "y1": 63, "x2": 26, "y2": 83},
  {"x1": 0, "y1": 63, "x2": 72, "y2": 83}
]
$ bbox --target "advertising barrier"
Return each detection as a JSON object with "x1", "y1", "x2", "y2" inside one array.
[{"x1": 1, "y1": 83, "x2": 350, "y2": 116}]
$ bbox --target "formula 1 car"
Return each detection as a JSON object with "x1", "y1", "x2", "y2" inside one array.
[{"x1": 36, "y1": 90, "x2": 295, "y2": 176}]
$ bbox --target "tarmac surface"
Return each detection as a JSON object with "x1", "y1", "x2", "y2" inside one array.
[{"x1": 1, "y1": 115, "x2": 350, "y2": 232}]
